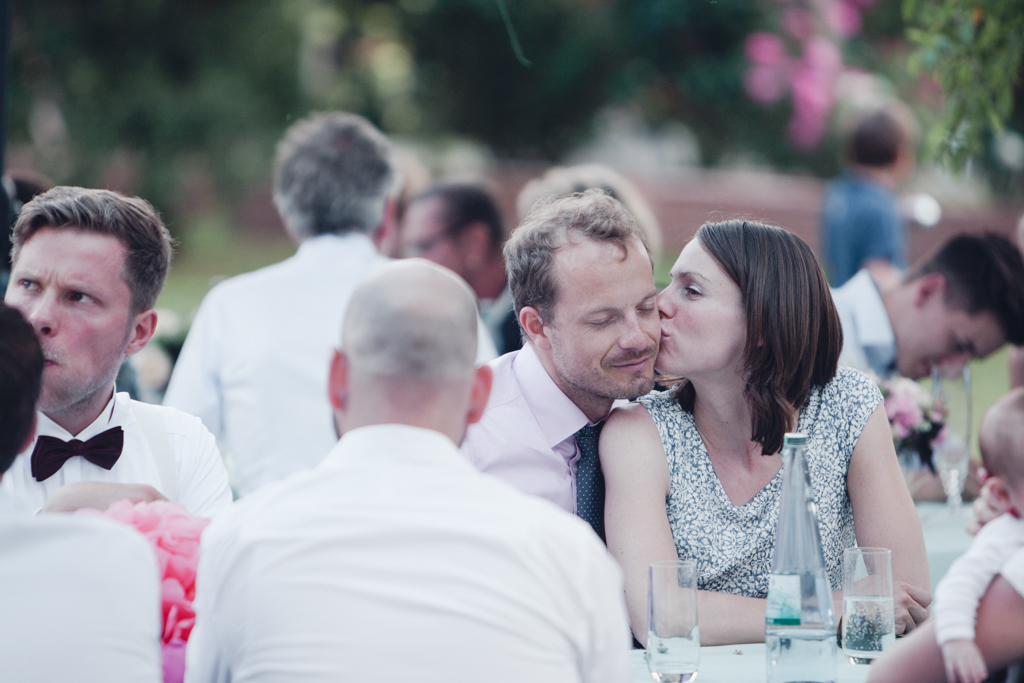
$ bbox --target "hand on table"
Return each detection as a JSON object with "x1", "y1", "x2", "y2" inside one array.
[
  {"x1": 942, "y1": 639, "x2": 988, "y2": 683},
  {"x1": 893, "y1": 580, "x2": 932, "y2": 635},
  {"x1": 43, "y1": 481, "x2": 167, "y2": 513}
]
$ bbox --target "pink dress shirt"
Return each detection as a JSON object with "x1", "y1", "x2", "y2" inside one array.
[{"x1": 461, "y1": 344, "x2": 592, "y2": 514}]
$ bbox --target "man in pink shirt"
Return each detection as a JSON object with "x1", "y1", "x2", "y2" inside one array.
[{"x1": 461, "y1": 189, "x2": 660, "y2": 541}]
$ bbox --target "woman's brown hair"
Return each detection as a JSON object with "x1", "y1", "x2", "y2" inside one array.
[{"x1": 672, "y1": 219, "x2": 842, "y2": 455}]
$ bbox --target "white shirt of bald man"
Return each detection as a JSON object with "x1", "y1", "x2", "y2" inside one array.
[
  {"x1": 0, "y1": 489, "x2": 162, "y2": 683},
  {"x1": 185, "y1": 423, "x2": 632, "y2": 683}
]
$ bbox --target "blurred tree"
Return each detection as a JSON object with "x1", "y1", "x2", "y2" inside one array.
[
  {"x1": 11, "y1": 0, "x2": 304, "y2": 220},
  {"x1": 7, "y1": 0, "x2": 926, "y2": 229},
  {"x1": 903, "y1": 0, "x2": 1024, "y2": 170}
]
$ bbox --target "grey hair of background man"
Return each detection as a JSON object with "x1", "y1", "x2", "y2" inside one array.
[
  {"x1": 273, "y1": 112, "x2": 398, "y2": 241},
  {"x1": 341, "y1": 259, "x2": 478, "y2": 383},
  {"x1": 504, "y1": 188, "x2": 651, "y2": 325}
]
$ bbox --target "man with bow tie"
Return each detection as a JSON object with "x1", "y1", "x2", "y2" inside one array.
[{"x1": 2, "y1": 186, "x2": 231, "y2": 517}]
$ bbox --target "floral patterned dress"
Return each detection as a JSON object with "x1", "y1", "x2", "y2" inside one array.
[{"x1": 638, "y1": 366, "x2": 882, "y2": 597}]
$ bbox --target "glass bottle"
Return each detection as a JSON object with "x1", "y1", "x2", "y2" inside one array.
[{"x1": 765, "y1": 433, "x2": 837, "y2": 683}]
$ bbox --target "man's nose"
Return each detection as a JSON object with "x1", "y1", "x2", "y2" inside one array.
[
  {"x1": 619, "y1": 313, "x2": 652, "y2": 350},
  {"x1": 24, "y1": 293, "x2": 58, "y2": 337}
]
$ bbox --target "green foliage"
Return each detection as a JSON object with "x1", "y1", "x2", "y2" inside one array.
[{"x1": 903, "y1": 0, "x2": 1024, "y2": 170}]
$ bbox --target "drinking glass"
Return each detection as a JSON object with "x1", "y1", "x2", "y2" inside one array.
[
  {"x1": 841, "y1": 547, "x2": 895, "y2": 664},
  {"x1": 932, "y1": 364, "x2": 972, "y2": 510},
  {"x1": 646, "y1": 560, "x2": 700, "y2": 683}
]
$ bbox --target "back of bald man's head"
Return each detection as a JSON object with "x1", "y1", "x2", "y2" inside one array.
[{"x1": 342, "y1": 259, "x2": 479, "y2": 383}]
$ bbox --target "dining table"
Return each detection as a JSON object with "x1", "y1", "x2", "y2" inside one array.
[
  {"x1": 629, "y1": 644, "x2": 871, "y2": 683},
  {"x1": 917, "y1": 501, "x2": 974, "y2": 591},
  {"x1": 628, "y1": 502, "x2": 974, "y2": 682}
]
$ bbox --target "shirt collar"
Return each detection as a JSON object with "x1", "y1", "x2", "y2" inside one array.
[
  {"x1": 33, "y1": 391, "x2": 128, "y2": 442},
  {"x1": 512, "y1": 344, "x2": 591, "y2": 449},
  {"x1": 323, "y1": 423, "x2": 475, "y2": 472},
  {"x1": 295, "y1": 232, "x2": 380, "y2": 263},
  {"x1": 845, "y1": 270, "x2": 896, "y2": 348}
]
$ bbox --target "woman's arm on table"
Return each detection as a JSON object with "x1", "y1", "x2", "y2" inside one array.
[
  {"x1": 867, "y1": 576, "x2": 1024, "y2": 683},
  {"x1": 847, "y1": 404, "x2": 932, "y2": 633},
  {"x1": 601, "y1": 403, "x2": 767, "y2": 646}
]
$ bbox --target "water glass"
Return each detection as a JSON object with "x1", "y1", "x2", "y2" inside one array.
[
  {"x1": 646, "y1": 560, "x2": 699, "y2": 683},
  {"x1": 841, "y1": 547, "x2": 895, "y2": 664},
  {"x1": 932, "y1": 364, "x2": 972, "y2": 510}
]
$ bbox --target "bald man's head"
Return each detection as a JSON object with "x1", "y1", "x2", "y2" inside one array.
[
  {"x1": 980, "y1": 388, "x2": 1024, "y2": 490},
  {"x1": 342, "y1": 259, "x2": 479, "y2": 383}
]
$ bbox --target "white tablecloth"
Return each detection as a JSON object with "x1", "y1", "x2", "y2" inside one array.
[
  {"x1": 917, "y1": 501, "x2": 974, "y2": 591},
  {"x1": 630, "y1": 644, "x2": 870, "y2": 682}
]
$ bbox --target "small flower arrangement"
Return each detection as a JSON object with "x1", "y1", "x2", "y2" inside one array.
[
  {"x1": 876, "y1": 374, "x2": 947, "y2": 471},
  {"x1": 81, "y1": 499, "x2": 210, "y2": 683}
]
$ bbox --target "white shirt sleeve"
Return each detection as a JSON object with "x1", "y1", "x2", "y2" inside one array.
[
  {"x1": 163, "y1": 292, "x2": 225, "y2": 439},
  {"x1": 163, "y1": 407, "x2": 233, "y2": 518},
  {"x1": 934, "y1": 514, "x2": 1024, "y2": 644}
]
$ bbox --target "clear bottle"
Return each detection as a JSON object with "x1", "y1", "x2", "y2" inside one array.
[{"x1": 765, "y1": 433, "x2": 837, "y2": 683}]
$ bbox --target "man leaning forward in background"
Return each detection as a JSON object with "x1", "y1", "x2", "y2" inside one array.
[
  {"x1": 2, "y1": 187, "x2": 231, "y2": 517},
  {"x1": 185, "y1": 259, "x2": 630, "y2": 683}
]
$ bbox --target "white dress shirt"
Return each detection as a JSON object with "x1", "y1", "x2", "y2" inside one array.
[
  {"x1": 934, "y1": 513, "x2": 1024, "y2": 644},
  {"x1": 186, "y1": 424, "x2": 631, "y2": 683},
  {"x1": 1, "y1": 392, "x2": 232, "y2": 518},
  {"x1": 164, "y1": 233, "x2": 497, "y2": 497},
  {"x1": 0, "y1": 489, "x2": 162, "y2": 683},
  {"x1": 831, "y1": 269, "x2": 897, "y2": 377}
]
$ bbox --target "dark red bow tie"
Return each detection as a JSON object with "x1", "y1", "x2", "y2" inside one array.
[{"x1": 30, "y1": 427, "x2": 125, "y2": 482}]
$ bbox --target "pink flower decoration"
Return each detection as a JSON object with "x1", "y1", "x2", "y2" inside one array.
[
  {"x1": 782, "y1": 8, "x2": 815, "y2": 41},
  {"x1": 745, "y1": 32, "x2": 788, "y2": 66},
  {"x1": 745, "y1": 65, "x2": 788, "y2": 104},
  {"x1": 80, "y1": 500, "x2": 211, "y2": 683},
  {"x1": 824, "y1": 0, "x2": 863, "y2": 38}
]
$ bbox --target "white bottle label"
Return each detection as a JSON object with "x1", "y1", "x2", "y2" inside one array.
[{"x1": 766, "y1": 574, "x2": 801, "y2": 626}]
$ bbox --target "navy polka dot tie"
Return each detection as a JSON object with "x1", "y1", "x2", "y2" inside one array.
[{"x1": 575, "y1": 422, "x2": 605, "y2": 543}]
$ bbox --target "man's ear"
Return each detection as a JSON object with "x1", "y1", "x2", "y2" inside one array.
[
  {"x1": 371, "y1": 196, "x2": 399, "y2": 252},
  {"x1": 912, "y1": 273, "x2": 946, "y2": 308},
  {"x1": 124, "y1": 309, "x2": 158, "y2": 356},
  {"x1": 328, "y1": 349, "x2": 350, "y2": 411},
  {"x1": 519, "y1": 306, "x2": 552, "y2": 350},
  {"x1": 465, "y1": 365, "x2": 493, "y2": 426}
]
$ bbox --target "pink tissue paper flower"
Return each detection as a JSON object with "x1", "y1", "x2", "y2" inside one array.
[{"x1": 80, "y1": 499, "x2": 211, "y2": 683}]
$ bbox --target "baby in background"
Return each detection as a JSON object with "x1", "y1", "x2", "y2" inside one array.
[{"x1": 933, "y1": 388, "x2": 1024, "y2": 683}]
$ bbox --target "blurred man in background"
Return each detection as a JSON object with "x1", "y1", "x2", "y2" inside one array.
[
  {"x1": 165, "y1": 113, "x2": 494, "y2": 498},
  {"x1": 164, "y1": 113, "x2": 397, "y2": 498},
  {"x1": 186, "y1": 260, "x2": 630, "y2": 683},
  {"x1": 822, "y1": 109, "x2": 913, "y2": 288},
  {"x1": 400, "y1": 182, "x2": 520, "y2": 354}
]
